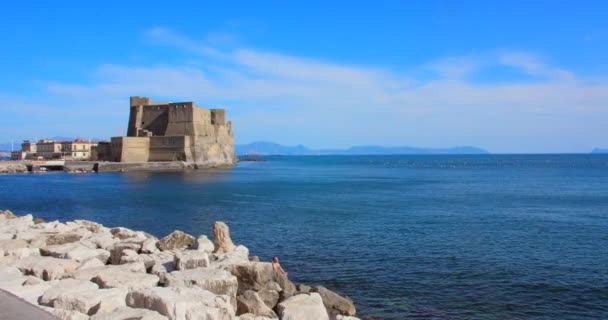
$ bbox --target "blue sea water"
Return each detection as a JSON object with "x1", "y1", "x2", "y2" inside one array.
[{"x1": 1, "y1": 155, "x2": 608, "y2": 320}]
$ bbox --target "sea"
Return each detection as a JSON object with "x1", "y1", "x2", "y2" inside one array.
[{"x1": 1, "y1": 154, "x2": 607, "y2": 320}]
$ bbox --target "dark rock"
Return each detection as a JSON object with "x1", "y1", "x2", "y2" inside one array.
[{"x1": 33, "y1": 217, "x2": 45, "y2": 224}]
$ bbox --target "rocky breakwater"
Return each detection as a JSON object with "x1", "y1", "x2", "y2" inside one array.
[
  {"x1": 0, "y1": 161, "x2": 28, "y2": 174},
  {"x1": 0, "y1": 209, "x2": 359, "y2": 320}
]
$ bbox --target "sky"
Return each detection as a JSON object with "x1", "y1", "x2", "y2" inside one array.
[{"x1": 0, "y1": 1, "x2": 607, "y2": 153}]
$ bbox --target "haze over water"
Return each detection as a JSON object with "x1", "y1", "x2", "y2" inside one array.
[{"x1": 2, "y1": 154, "x2": 607, "y2": 319}]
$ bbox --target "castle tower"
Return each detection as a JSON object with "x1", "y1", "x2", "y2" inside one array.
[{"x1": 127, "y1": 96, "x2": 151, "y2": 136}]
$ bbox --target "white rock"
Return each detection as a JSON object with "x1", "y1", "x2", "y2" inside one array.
[
  {"x1": 127, "y1": 286, "x2": 236, "y2": 320},
  {"x1": 42, "y1": 242, "x2": 110, "y2": 263},
  {"x1": 87, "y1": 233, "x2": 118, "y2": 250},
  {"x1": 110, "y1": 242, "x2": 141, "y2": 264},
  {"x1": 39, "y1": 278, "x2": 99, "y2": 306},
  {"x1": 175, "y1": 250, "x2": 210, "y2": 270},
  {"x1": 12, "y1": 256, "x2": 81, "y2": 280},
  {"x1": 0, "y1": 239, "x2": 28, "y2": 252},
  {"x1": 78, "y1": 257, "x2": 107, "y2": 270},
  {"x1": 91, "y1": 306, "x2": 168, "y2": 320},
  {"x1": 165, "y1": 268, "x2": 238, "y2": 307},
  {"x1": 23, "y1": 275, "x2": 44, "y2": 286},
  {"x1": 51, "y1": 308, "x2": 90, "y2": 320},
  {"x1": 277, "y1": 293, "x2": 329, "y2": 320},
  {"x1": 94, "y1": 264, "x2": 159, "y2": 289},
  {"x1": 141, "y1": 238, "x2": 159, "y2": 254},
  {"x1": 194, "y1": 235, "x2": 215, "y2": 253},
  {"x1": 54, "y1": 287, "x2": 128, "y2": 315},
  {"x1": 119, "y1": 250, "x2": 157, "y2": 269},
  {"x1": 211, "y1": 245, "x2": 250, "y2": 269},
  {"x1": 335, "y1": 316, "x2": 362, "y2": 320}
]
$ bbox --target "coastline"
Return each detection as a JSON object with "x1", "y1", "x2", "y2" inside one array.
[{"x1": 0, "y1": 209, "x2": 359, "y2": 320}]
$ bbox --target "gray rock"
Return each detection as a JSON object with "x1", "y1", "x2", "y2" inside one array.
[
  {"x1": 236, "y1": 290, "x2": 277, "y2": 318},
  {"x1": 311, "y1": 286, "x2": 356, "y2": 318},
  {"x1": 46, "y1": 232, "x2": 85, "y2": 246},
  {"x1": 257, "y1": 288, "x2": 280, "y2": 310}
]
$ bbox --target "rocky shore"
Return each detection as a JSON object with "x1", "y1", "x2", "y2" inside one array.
[
  {"x1": 0, "y1": 162, "x2": 28, "y2": 174},
  {"x1": 0, "y1": 210, "x2": 359, "y2": 320}
]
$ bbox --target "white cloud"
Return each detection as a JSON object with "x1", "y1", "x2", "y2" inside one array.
[{"x1": 2, "y1": 28, "x2": 607, "y2": 153}]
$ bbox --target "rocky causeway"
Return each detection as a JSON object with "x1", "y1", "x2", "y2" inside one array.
[{"x1": 0, "y1": 209, "x2": 358, "y2": 320}]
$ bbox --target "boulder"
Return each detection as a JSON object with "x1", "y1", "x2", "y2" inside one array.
[
  {"x1": 156, "y1": 230, "x2": 195, "y2": 251},
  {"x1": 0, "y1": 239, "x2": 28, "y2": 252},
  {"x1": 164, "y1": 268, "x2": 238, "y2": 307},
  {"x1": 126, "y1": 286, "x2": 236, "y2": 320},
  {"x1": 225, "y1": 262, "x2": 274, "y2": 293},
  {"x1": 236, "y1": 290, "x2": 277, "y2": 318},
  {"x1": 110, "y1": 242, "x2": 141, "y2": 264},
  {"x1": 238, "y1": 314, "x2": 276, "y2": 320},
  {"x1": 54, "y1": 287, "x2": 128, "y2": 315},
  {"x1": 12, "y1": 256, "x2": 81, "y2": 280},
  {"x1": 91, "y1": 306, "x2": 169, "y2": 320},
  {"x1": 22, "y1": 275, "x2": 43, "y2": 286},
  {"x1": 39, "y1": 278, "x2": 99, "y2": 306},
  {"x1": 51, "y1": 308, "x2": 90, "y2": 320},
  {"x1": 120, "y1": 251, "x2": 157, "y2": 269},
  {"x1": 277, "y1": 293, "x2": 329, "y2": 320},
  {"x1": 64, "y1": 262, "x2": 146, "y2": 282},
  {"x1": 296, "y1": 284, "x2": 311, "y2": 293},
  {"x1": 175, "y1": 250, "x2": 210, "y2": 270},
  {"x1": 141, "y1": 238, "x2": 159, "y2": 254},
  {"x1": 94, "y1": 265, "x2": 159, "y2": 289},
  {"x1": 77, "y1": 257, "x2": 107, "y2": 270},
  {"x1": 41, "y1": 242, "x2": 110, "y2": 263},
  {"x1": 87, "y1": 233, "x2": 118, "y2": 250},
  {"x1": 111, "y1": 227, "x2": 139, "y2": 240},
  {"x1": 5, "y1": 247, "x2": 38, "y2": 258},
  {"x1": 1, "y1": 209, "x2": 16, "y2": 218},
  {"x1": 34, "y1": 217, "x2": 46, "y2": 224},
  {"x1": 213, "y1": 221, "x2": 235, "y2": 253},
  {"x1": 194, "y1": 235, "x2": 214, "y2": 253},
  {"x1": 311, "y1": 286, "x2": 356, "y2": 318},
  {"x1": 46, "y1": 232, "x2": 86, "y2": 246},
  {"x1": 212, "y1": 245, "x2": 250, "y2": 269},
  {"x1": 335, "y1": 316, "x2": 362, "y2": 320},
  {"x1": 257, "y1": 288, "x2": 280, "y2": 310}
]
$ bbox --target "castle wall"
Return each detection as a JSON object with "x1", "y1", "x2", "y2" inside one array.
[
  {"x1": 148, "y1": 136, "x2": 192, "y2": 162},
  {"x1": 111, "y1": 137, "x2": 150, "y2": 162}
]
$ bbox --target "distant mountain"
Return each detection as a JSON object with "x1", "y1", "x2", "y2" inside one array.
[
  {"x1": 592, "y1": 148, "x2": 608, "y2": 154},
  {"x1": 236, "y1": 141, "x2": 489, "y2": 155}
]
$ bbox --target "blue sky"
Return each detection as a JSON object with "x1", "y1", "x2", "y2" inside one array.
[{"x1": 1, "y1": 1, "x2": 607, "y2": 153}]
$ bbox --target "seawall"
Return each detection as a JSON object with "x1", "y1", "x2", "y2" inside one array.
[{"x1": 0, "y1": 209, "x2": 359, "y2": 320}]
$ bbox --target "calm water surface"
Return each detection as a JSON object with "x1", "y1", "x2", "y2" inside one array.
[{"x1": 1, "y1": 155, "x2": 608, "y2": 319}]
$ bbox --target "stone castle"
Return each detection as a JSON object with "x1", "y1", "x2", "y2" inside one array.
[{"x1": 97, "y1": 96, "x2": 236, "y2": 166}]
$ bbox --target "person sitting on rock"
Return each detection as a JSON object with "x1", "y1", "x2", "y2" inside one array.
[{"x1": 272, "y1": 256, "x2": 288, "y2": 277}]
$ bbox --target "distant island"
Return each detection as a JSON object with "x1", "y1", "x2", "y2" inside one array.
[
  {"x1": 592, "y1": 148, "x2": 608, "y2": 154},
  {"x1": 236, "y1": 141, "x2": 489, "y2": 156}
]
